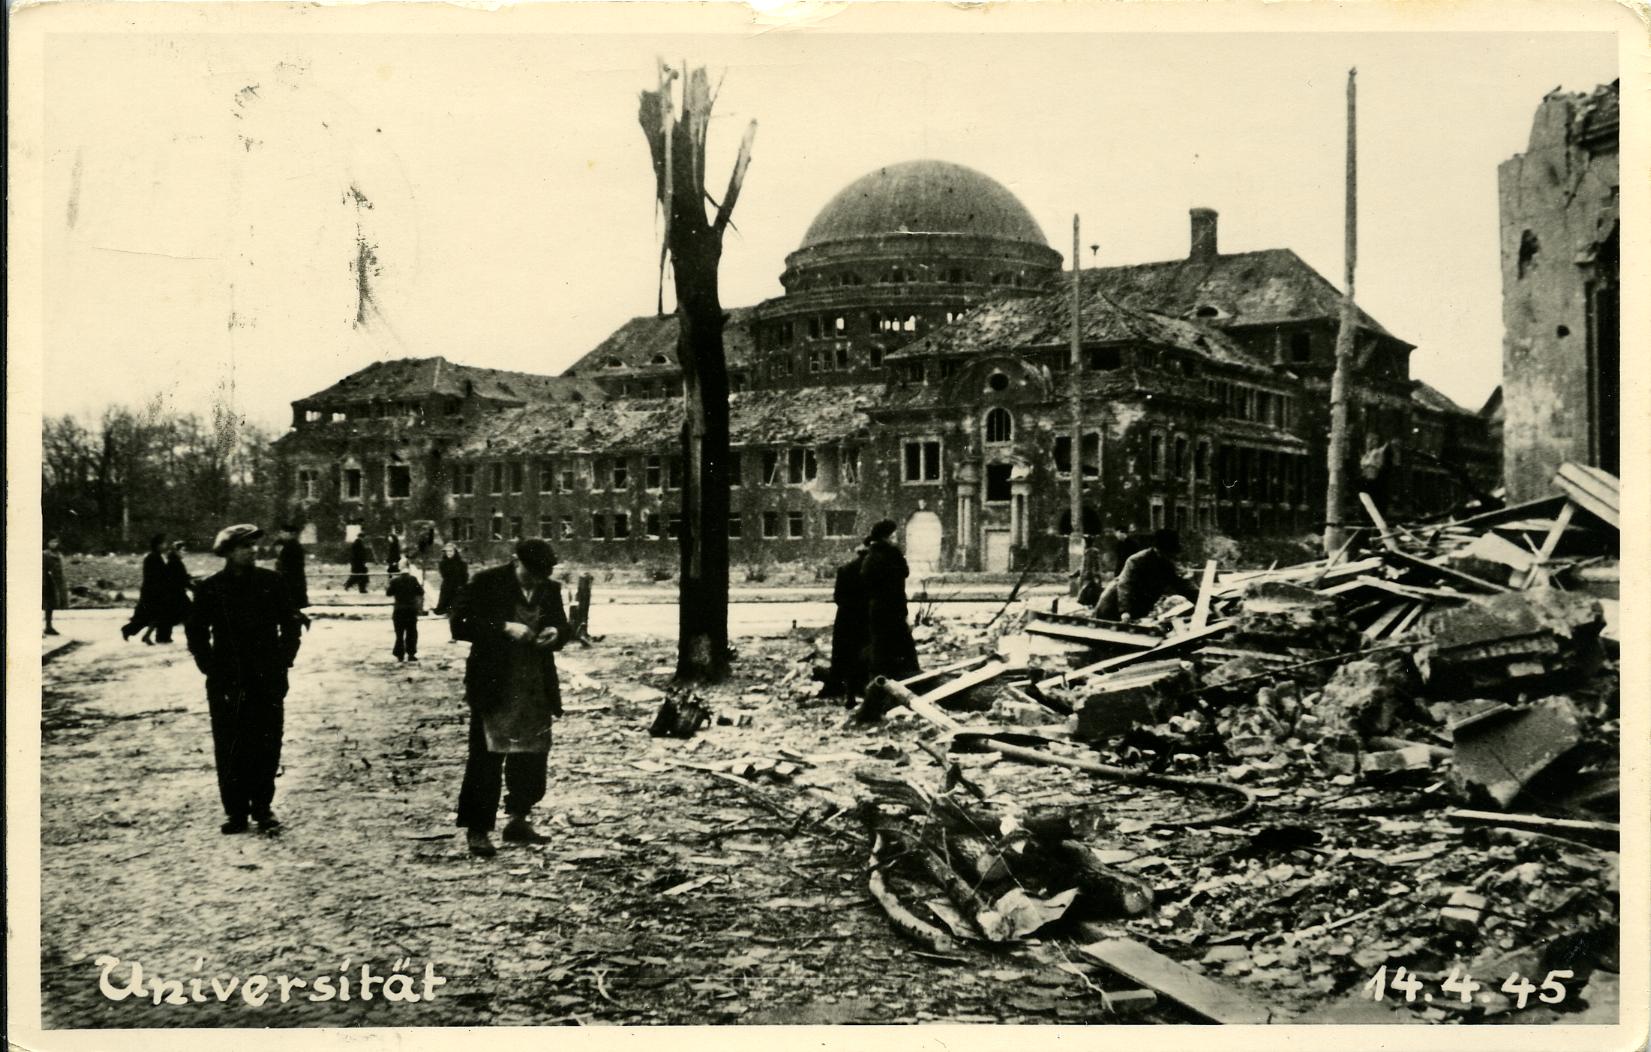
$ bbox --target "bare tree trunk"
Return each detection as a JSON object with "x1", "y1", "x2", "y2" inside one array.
[{"x1": 639, "y1": 63, "x2": 756, "y2": 683}]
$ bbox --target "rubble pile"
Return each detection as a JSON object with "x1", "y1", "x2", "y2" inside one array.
[{"x1": 818, "y1": 468, "x2": 1620, "y2": 1023}]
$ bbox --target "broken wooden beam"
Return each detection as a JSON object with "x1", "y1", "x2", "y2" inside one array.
[
  {"x1": 862, "y1": 677, "x2": 963, "y2": 731},
  {"x1": 1188, "y1": 560, "x2": 1218, "y2": 632},
  {"x1": 867, "y1": 834, "x2": 960, "y2": 954},
  {"x1": 1026, "y1": 616, "x2": 1161, "y2": 649},
  {"x1": 898, "y1": 654, "x2": 991, "y2": 691},
  {"x1": 1076, "y1": 936, "x2": 1275, "y2": 1024},
  {"x1": 1035, "y1": 620, "x2": 1230, "y2": 693},
  {"x1": 1446, "y1": 808, "x2": 1619, "y2": 843},
  {"x1": 1555, "y1": 462, "x2": 1619, "y2": 529},
  {"x1": 1055, "y1": 841, "x2": 1154, "y2": 917},
  {"x1": 1359, "y1": 492, "x2": 1400, "y2": 552},
  {"x1": 1521, "y1": 501, "x2": 1576, "y2": 590},
  {"x1": 1382, "y1": 549, "x2": 1511, "y2": 594},
  {"x1": 917, "y1": 658, "x2": 1016, "y2": 709}
]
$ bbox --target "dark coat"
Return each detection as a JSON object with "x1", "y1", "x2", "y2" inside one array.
[
  {"x1": 451, "y1": 563, "x2": 571, "y2": 718},
  {"x1": 860, "y1": 540, "x2": 919, "y2": 680},
  {"x1": 276, "y1": 539, "x2": 309, "y2": 609},
  {"x1": 385, "y1": 535, "x2": 402, "y2": 569},
  {"x1": 434, "y1": 554, "x2": 469, "y2": 614},
  {"x1": 349, "y1": 538, "x2": 373, "y2": 574},
  {"x1": 43, "y1": 550, "x2": 68, "y2": 609},
  {"x1": 1094, "y1": 547, "x2": 1199, "y2": 620},
  {"x1": 131, "y1": 550, "x2": 166, "y2": 624},
  {"x1": 828, "y1": 553, "x2": 869, "y2": 692},
  {"x1": 1111, "y1": 533, "x2": 1148, "y2": 575},
  {"x1": 184, "y1": 565, "x2": 305, "y2": 693},
  {"x1": 159, "y1": 552, "x2": 193, "y2": 625}
]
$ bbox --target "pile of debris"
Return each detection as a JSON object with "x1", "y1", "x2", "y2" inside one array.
[{"x1": 839, "y1": 466, "x2": 1620, "y2": 1022}]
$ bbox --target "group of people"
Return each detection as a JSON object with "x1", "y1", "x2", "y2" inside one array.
[
  {"x1": 154, "y1": 519, "x2": 562, "y2": 856},
  {"x1": 823, "y1": 517, "x2": 922, "y2": 706},
  {"x1": 344, "y1": 526, "x2": 440, "y2": 593},
  {"x1": 119, "y1": 535, "x2": 194, "y2": 644}
]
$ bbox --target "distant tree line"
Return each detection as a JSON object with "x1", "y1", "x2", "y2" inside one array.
[{"x1": 42, "y1": 404, "x2": 277, "y2": 553}]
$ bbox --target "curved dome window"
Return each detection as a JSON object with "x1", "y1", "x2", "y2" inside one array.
[
  {"x1": 650, "y1": 354, "x2": 670, "y2": 365},
  {"x1": 988, "y1": 372, "x2": 1010, "y2": 392},
  {"x1": 603, "y1": 357, "x2": 625, "y2": 369},
  {"x1": 985, "y1": 407, "x2": 1014, "y2": 444}
]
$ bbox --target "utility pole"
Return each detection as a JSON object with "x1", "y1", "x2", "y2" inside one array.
[
  {"x1": 1323, "y1": 67, "x2": 1359, "y2": 555},
  {"x1": 1069, "y1": 215, "x2": 1085, "y2": 571}
]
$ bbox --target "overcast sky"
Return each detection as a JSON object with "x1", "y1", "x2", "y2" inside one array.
[{"x1": 41, "y1": 24, "x2": 1617, "y2": 429}]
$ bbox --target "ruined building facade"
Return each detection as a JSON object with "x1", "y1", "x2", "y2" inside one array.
[
  {"x1": 275, "y1": 160, "x2": 1497, "y2": 572},
  {"x1": 1499, "y1": 81, "x2": 1619, "y2": 502}
]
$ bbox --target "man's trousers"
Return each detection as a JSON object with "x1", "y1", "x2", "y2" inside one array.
[{"x1": 207, "y1": 682, "x2": 285, "y2": 821}]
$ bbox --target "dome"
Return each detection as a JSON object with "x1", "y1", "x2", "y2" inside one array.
[{"x1": 800, "y1": 160, "x2": 1048, "y2": 250}]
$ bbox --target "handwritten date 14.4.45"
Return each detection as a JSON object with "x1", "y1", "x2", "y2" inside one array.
[{"x1": 1364, "y1": 965, "x2": 1573, "y2": 1009}]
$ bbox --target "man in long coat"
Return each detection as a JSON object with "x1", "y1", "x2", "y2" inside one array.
[
  {"x1": 860, "y1": 519, "x2": 919, "y2": 681},
  {"x1": 275, "y1": 524, "x2": 309, "y2": 610},
  {"x1": 826, "y1": 544, "x2": 870, "y2": 702},
  {"x1": 1093, "y1": 528, "x2": 1200, "y2": 621},
  {"x1": 122, "y1": 534, "x2": 168, "y2": 643},
  {"x1": 451, "y1": 539, "x2": 572, "y2": 858},
  {"x1": 433, "y1": 543, "x2": 470, "y2": 641},
  {"x1": 346, "y1": 534, "x2": 373, "y2": 593},
  {"x1": 185, "y1": 524, "x2": 307, "y2": 834}
]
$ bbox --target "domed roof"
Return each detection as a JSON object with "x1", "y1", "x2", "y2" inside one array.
[{"x1": 800, "y1": 160, "x2": 1048, "y2": 250}]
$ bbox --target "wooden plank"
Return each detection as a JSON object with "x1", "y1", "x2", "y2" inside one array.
[
  {"x1": 1077, "y1": 937, "x2": 1276, "y2": 1024},
  {"x1": 1521, "y1": 501, "x2": 1576, "y2": 590},
  {"x1": 1447, "y1": 808, "x2": 1619, "y2": 840},
  {"x1": 1026, "y1": 619, "x2": 1161, "y2": 648},
  {"x1": 1036, "y1": 621, "x2": 1229, "y2": 693},
  {"x1": 1555, "y1": 463, "x2": 1619, "y2": 528},
  {"x1": 1361, "y1": 602, "x2": 1409, "y2": 641},
  {"x1": 1381, "y1": 549, "x2": 1510, "y2": 594},
  {"x1": 1358, "y1": 492, "x2": 1399, "y2": 551},
  {"x1": 898, "y1": 654, "x2": 990, "y2": 691},
  {"x1": 1390, "y1": 602, "x2": 1425, "y2": 638},
  {"x1": 1189, "y1": 560, "x2": 1218, "y2": 632},
  {"x1": 1350, "y1": 575, "x2": 1472, "y2": 602},
  {"x1": 1414, "y1": 494, "x2": 1568, "y2": 539},
  {"x1": 916, "y1": 659, "x2": 1013, "y2": 708}
]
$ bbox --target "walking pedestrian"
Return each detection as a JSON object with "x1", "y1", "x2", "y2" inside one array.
[
  {"x1": 152, "y1": 540, "x2": 194, "y2": 644},
  {"x1": 433, "y1": 543, "x2": 469, "y2": 641},
  {"x1": 452, "y1": 539, "x2": 572, "y2": 858},
  {"x1": 387, "y1": 565, "x2": 425, "y2": 662},
  {"x1": 860, "y1": 519, "x2": 919, "y2": 681},
  {"x1": 275, "y1": 523, "x2": 309, "y2": 610},
  {"x1": 385, "y1": 531, "x2": 402, "y2": 576},
  {"x1": 826, "y1": 544, "x2": 870, "y2": 704},
  {"x1": 184, "y1": 524, "x2": 307, "y2": 835},
  {"x1": 43, "y1": 536, "x2": 68, "y2": 636},
  {"x1": 346, "y1": 534, "x2": 373, "y2": 594},
  {"x1": 122, "y1": 534, "x2": 168, "y2": 644}
]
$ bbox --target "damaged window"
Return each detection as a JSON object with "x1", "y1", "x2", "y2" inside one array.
[
  {"x1": 762, "y1": 451, "x2": 782, "y2": 486},
  {"x1": 1053, "y1": 434, "x2": 1099, "y2": 477},
  {"x1": 902, "y1": 440, "x2": 941, "y2": 483},
  {"x1": 841, "y1": 448, "x2": 861, "y2": 485},
  {"x1": 1517, "y1": 230, "x2": 1540, "y2": 279},
  {"x1": 509, "y1": 462, "x2": 525, "y2": 494},
  {"x1": 489, "y1": 464, "x2": 505, "y2": 495},
  {"x1": 762, "y1": 511, "x2": 780, "y2": 539},
  {"x1": 728, "y1": 513, "x2": 742, "y2": 539},
  {"x1": 344, "y1": 468, "x2": 363, "y2": 500},
  {"x1": 985, "y1": 463, "x2": 1012, "y2": 502},
  {"x1": 787, "y1": 448, "x2": 818, "y2": 485},
  {"x1": 559, "y1": 515, "x2": 574, "y2": 540},
  {"x1": 1149, "y1": 433, "x2": 1165, "y2": 478},
  {"x1": 450, "y1": 518, "x2": 474, "y2": 542},
  {"x1": 590, "y1": 513, "x2": 606, "y2": 541},
  {"x1": 825, "y1": 510, "x2": 857, "y2": 538},
  {"x1": 387, "y1": 465, "x2": 411, "y2": 499},
  {"x1": 508, "y1": 516, "x2": 523, "y2": 541},
  {"x1": 787, "y1": 511, "x2": 805, "y2": 539},
  {"x1": 646, "y1": 455, "x2": 663, "y2": 490},
  {"x1": 612, "y1": 513, "x2": 630, "y2": 540}
]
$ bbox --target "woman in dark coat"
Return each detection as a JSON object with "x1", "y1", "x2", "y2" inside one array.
[
  {"x1": 152, "y1": 540, "x2": 195, "y2": 643},
  {"x1": 122, "y1": 534, "x2": 168, "y2": 644},
  {"x1": 827, "y1": 545, "x2": 870, "y2": 701},
  {"x1": 859, "y1": 519, "x2": 919, "y2": 681}
]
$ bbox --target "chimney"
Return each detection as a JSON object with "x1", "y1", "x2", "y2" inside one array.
[{"x1": 1189, "y1": 207, "x2": 1219, "y2": 262}]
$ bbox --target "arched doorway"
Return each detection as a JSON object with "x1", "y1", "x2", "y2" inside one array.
[{"x1": 905, "y1": 511, "x2": 943, "y2": 575}]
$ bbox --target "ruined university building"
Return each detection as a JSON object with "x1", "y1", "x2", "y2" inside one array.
[{"x1": 276, "y1": 129, "x2": 1598, "y2": 572}]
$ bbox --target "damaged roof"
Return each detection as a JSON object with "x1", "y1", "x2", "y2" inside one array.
[
  {"x1": 457, "y1": 384, "x2": 881, "y2": 456},
  {"x1": 1410, "y1": 380, "x2": 1476, "y2": 417},
  {"x1": 889, "y1": 285, "x2": 1274, "y2": 373},
  {"x1": 1571, "y1": 80, "x2": 1619, "y2": 148},
  {"x1": 561, "y1": 308, "x2": 759, "y2": 376},
  {"x1": 295, "y1": 356, "x2": 603, "y2": 408},
  {"x1": 1080, "y1": 250, "x2": 1404, "y2": 342}
]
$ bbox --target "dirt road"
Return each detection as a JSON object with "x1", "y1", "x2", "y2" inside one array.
[{"x1": 37, "y1": 609, "x2": 1118, "y2": 1027}]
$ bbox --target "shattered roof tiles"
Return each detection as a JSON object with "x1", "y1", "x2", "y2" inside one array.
[
  {"x1": 295, "y1": 356, "x2": 603, "y2": 407},
  {"x1": 457, "y1": 384, "x2": 881, "y2": 456}
]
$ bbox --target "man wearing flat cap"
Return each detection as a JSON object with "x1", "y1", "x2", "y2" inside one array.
[
  {"x1": 450, "y1": 538, "x2": 573, "y2": 857},
  {"x1": 185, "y1": 524, "x2": 308, "y2": 834}
]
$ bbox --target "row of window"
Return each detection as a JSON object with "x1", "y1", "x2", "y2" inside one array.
[
  {"x1": 452, "y1": 509, "x2": 861, "y2": 544},
  {"x1": 757, "y1": 309, "x2": 970, "y2": 355},
  {"x1": 1207, "y1": 380, "x2": 1294, "y2": 427},
  {"x1": 790, "y1": 265, "x2": 1034, "y2": 292},
  {"x1": 451, "y1": 448, "x2": 865, "y2": 497}
]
